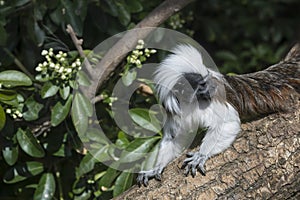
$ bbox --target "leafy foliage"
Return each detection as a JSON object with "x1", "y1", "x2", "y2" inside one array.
[{"x1": 0, "y1": 0, "x2": 299, "y2": 199}]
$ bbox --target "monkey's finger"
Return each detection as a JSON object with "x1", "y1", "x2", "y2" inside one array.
[
  {"x1": 191, "y1": 167, "x2": 196, "y2": 177},
  {"x1": 186, "y1": 152, "x2": 195, "y2": 157},
  {"x1": 136, "y1": 175, "x2": 143, "y2": 187},
  {"x1": 143, "y1": 176, "x2": 149, "y2": 187},
  {"x1": 184, "y1": 167, "x2": 190, "y2": 176},
  {"x1": 197, "y1": 165, "x2": 206, "y2": 176},
  {"x1": 155, "y1": 173, "x2": 162, "y2": 181},
  {"x1": 181, "y1": 159, "x2": 191, "y2": 169}
]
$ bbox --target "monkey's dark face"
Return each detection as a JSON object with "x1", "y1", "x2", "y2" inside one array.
[{"x1": 172, "y1": 72, "x2": 215, "y2": 103}]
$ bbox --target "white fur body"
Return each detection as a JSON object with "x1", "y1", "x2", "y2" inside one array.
[{"x1": 138, "y1": 45, "x2": 241, "y2": 185}]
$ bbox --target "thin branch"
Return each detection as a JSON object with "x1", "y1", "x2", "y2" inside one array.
[
  {"x1": 66, "y1": 25, "x2": 85, "y2": 57},
  {"x1": 85, "y1": 0, "x2": 194, "y2": 100},
  {"x1": 66, "y1": 24, "x2": 93, "y2": 76},
  {"x1": 3, "y1": 48, "x2": 34, "y2": 80}
]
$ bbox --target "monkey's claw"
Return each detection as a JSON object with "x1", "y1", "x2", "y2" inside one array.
[
  {"x1": 181, "y1": 152, "x2": 208, "y2": 177},
  {"x1": 137, "y1": 168, "x2": 163, "y2": 187}
]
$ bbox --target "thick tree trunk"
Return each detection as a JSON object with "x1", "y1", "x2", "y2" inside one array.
[{"x1": 115, "y1": 44, "x2": 300, "y2": 200}]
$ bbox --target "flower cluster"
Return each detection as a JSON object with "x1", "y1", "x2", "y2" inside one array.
[
  {"x1": 126, "y1": 40, "x2": 156, "y2": 68},
  {"x1": 5, "y1": 108, "x2": 22, "y2": 119},
  {"x1": 168, "y1": 11, "x2": 194, "y2": 36},
  {"x1": 35, "y1": 48, "x2": 82, "y2": 85}
]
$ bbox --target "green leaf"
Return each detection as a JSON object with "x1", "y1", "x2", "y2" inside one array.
[
  {"x1": 118, "y1": 137, "x2": 159, "y2": 163},
  {"x1": 113, "y1": 171, "x2": 133, "y2": 197},
  {"x1": 59, "y1": 85, "x2": 70, "y2": 100},
  {"x1": 71, "y1": 93, "x2": 92, "y2": 134},
  {"x1": 3, "y1": 161, "x2": 44, "y2": 184},
  {"x1": 89, "y1": 144, "x2": 111, "y2": 163},
  {"x1": 33, "y1": 173, "x2": 56, "y2": 200},
  {"x1": 78, "y1": 93, "x2": 93, "y2": 117},
  {"x1": 76, "y1": 153, "x2": 96, "y2": 178},
  {"x1": 15, "y1": 0, "x2": 31, "y2": 7},
  {"x1": 86, "y1": 128, "x2": 110, "y2": 144},
  {"x1": 0, "y1": 25, "x2": 7, "y2": 46},
  {"x1": 74, "y1": 191, "x2": 91, "y2": 200},
  {"x1": 2, "y1": 138, "x2": 18, "y2": 166},
  {"x1": 128, "y1": 108, "x2": 161, "y2": 133},
  {"x1": 122, "y1": 70, "x2": 136, "y2": 86},
  {"x1": 115, "y1": 131, "x2": 130, "y2": 148},
  {"x1": 77, "y1": 71, "x2": 91, "y2": 86},
  {"x1": 41, "y1": 82, "x2": 59, "y2": 99},
  {"x1": 141, "y1": 143, "x2": 159, "y2": 171},
  {"x1": 33, "y1": 21, "x2": 45, "y2": 46},
  {"x1": 98, "y1": 168, "x2": 119, "y2": 188},
  {"x1": 16, "y1": 128, "x2": 45, "y2": 158},
  {"x1": 125, "y1": 0, "x2": 143, "y2": 13},
  {"x1": 116, "y1": 3, "x2": 130, "y2": 26},
  {"x1": 71, "y1": 95, "x2": 88, "y2": 134},
  {"x1": 0, "y1": 70, "x2": 32, "y2": 87},
  {"x1": 51, "y1": 95, "x2": 72, "y2": 127},
  {"x1": 23, "y1": 96, "x2": 43, "y2": 121},
  {"x1": 0, "y1": 89, "x2": 17, "y2": 101},
  {"x1": 0, "y1": 104, "x2": 6, "y2": 131}
]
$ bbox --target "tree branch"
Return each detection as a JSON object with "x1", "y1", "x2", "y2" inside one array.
[
  {"x1": 114, "y1": 44, "x2": 300, "y2": 199},
  {"x1": 85, "y1": 0, "x2": 194, "y2": 99},
  {"x1": 66, "y1": 24, "x2": 93, "y2": 76}
]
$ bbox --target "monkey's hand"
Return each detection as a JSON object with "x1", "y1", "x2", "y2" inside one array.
[
  {"x1": 137, "y1": 167, "x2": 163, "y2": 187},
  {"x1": 181, "y1": 152, "x2": 208, "y2": 177}
]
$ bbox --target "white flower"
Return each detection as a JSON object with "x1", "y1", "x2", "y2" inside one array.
[
  {"x1": 66, "y1": 68, "x2": 72, "y2": 73},
  {"x1": 55, "y1": 64, "x2": 60, "y2": 70},
  {"x1": 43, "y1": 61, "x2": 48, "y2": 66},
  {"x1": 130, "y1": 58, "x2": 135, "y2": 63},
  {"x1": 45, "y1": 55, "x2": 50, "y2": 61},
  {"x1": 150, "y1": 49, "x2": 157, "y2": 53},
  {"x1": 56, "y1": 54, "x2": 61, "y2": 59},
  {"x1": 35, "y1": 66, "x2": 42, "y2": 71},
  {"x1": 49, "y1": 63, "x2": 55, "y2": 68},
  {"x1": 41, "y1": 50, "x2": 48, "y2": 56},
  {"x1": 133, "y1": 50, "x2": 139, "y2": 55},
  {"x1": 138, "y1": 39, "x2": 144, "y2": 45},
  {"x1": 136, "y1": 45, "x2": 143, "y2": 50},
  {"x1": 6, "y1": 108, "x2": 11, "y2": 114},
  {"x1": 58, "y1": 67, "x2": 64, "y2": 73},
  {"x1": 72, "y1": 63, "x2": 77, "y2": 68},
  {"x1": 61, "y1": 74, "x2": 66, "y2": 79},
  {"x1": 60, "y1": 57, "x2": 65, "y2": 62},
  {"x1": 135, "y1": 60, "x2": 141, "y2": 65}
]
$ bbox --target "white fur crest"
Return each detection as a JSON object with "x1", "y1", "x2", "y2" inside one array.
[{"x1": 154, "y1": 45, "x2": 214, "y2": 113}]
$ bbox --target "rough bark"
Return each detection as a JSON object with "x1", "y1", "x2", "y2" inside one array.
[
  {"x1": 115, "y1": 45, "x2": 300, "y2": 200},
  {"x1": 115, "y1": 101, "x2": 300, "y2": 200}
]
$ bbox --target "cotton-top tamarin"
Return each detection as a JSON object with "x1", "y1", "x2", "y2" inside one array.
[{"x1": 137, "y1": 44, "x2": 300, "y2": 186}]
